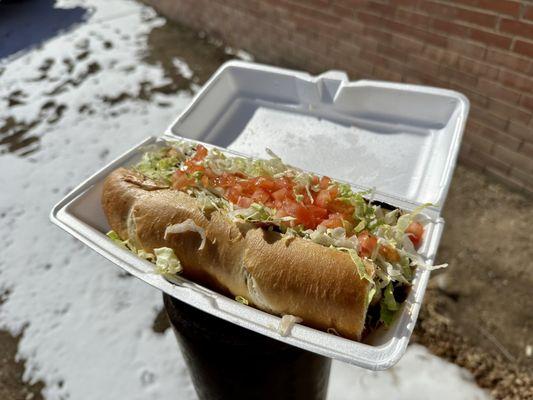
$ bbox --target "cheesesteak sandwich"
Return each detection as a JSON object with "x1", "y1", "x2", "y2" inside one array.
[{"x1": 102, "y1": 140, "x2": 444, "y2": 340}]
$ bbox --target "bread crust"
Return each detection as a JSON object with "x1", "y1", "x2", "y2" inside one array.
[{"x1": 102, "y1": 167, "x2": 374, "y2": 340}]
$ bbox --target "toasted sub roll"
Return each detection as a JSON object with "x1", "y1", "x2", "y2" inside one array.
[{"x1": 102, "y1": 167, "x2": 375, "y2": 340}]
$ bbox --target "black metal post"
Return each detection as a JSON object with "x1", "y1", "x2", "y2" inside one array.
[{"x1": 163, "y1": 294, "x2": 331, "y2": 400}]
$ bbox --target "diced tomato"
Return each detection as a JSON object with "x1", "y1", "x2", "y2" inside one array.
[
  {"x1": 193, "y1": 144, "x2": 208, "y2": 161},
  {"x1": 225, "y1": 186, "x2": 243, "y2": 203},
  {"x1": 175, "y1": 145, "x2": 367, "y2": 230},
  {"x1": 308, "y1": 205, "x2": 328, "y2": 219},
  {"x1": 379, "y1": 244, "x2": 400, "y2": 262},
  {"x1": 358, "y1": 231, "x2": 378, "y2": 258},
  {"x1": 172, "y1": 171, "x2": 192, "y2": 190},
  {"x1": 184, "y1": 162, "x2": 204, "y2": 174},
  {"x1": 327, "y1": 200, "x2": 354, "y2": 217},
  {"x1": 319, "y1": 176, "x2": 331, "y2": 189},
  {"x1": 274, "y1": 209, "x2": 289, "y2": 219},
  {"x1": 276, "y1": 176, "x2": 293, "y2": 190},
  {"x1": 237, "y1": 196, "x2": 253, "y2": 208},
  {"x1": 203, "y1": 168, "x2": 217, "y2": 179},
  {"x1": 272, "y1": 188, "x2": 290, "y2": 202},
  {"x1": 281, "y1": 200, "x2": 300, "y2": 216},
  {"x1": 406, "y1": 221, "x2": 424, "y2": 247},
  {"x1": 315, "y1": 189, "x2": 333, "y2": 208},
  {"x1": 294, "y1": 206, "x2": 313, "y2": 228},
  {"x1": 251, "y1": 188, "x2": 270, "y2": 204},
  {"x1": 299, "y1": 205, "x2": 328, "y2": 229},
  {"x1": 320, "y1": 213, "x2": 344, "y2": 228},
  {"x1": 214, "y1": 173, "x2": 237, "y2": 188},
  {"x1": 255, "y1": 177, "x2": 277, "y2": 191}
]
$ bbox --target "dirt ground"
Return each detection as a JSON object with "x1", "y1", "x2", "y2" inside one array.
[
  {"x1": 412, "y1": 165, "x2": 533, "y2": 400},
  {"x1": 0, "y1": 293, "x2": 44, "y2": 400}
]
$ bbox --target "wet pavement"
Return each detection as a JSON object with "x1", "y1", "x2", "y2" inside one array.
[{"x1": 0, "y1": 0, "x2": 500, "y2": 399}]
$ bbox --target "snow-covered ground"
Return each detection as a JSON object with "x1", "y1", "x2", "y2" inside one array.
[{"x1": 0, "y1": 0, "x2": 490, "y2": 399}]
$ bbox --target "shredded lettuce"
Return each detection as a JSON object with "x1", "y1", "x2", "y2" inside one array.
[
  {"x1": 383, "y1": 283, "x2": 399, "y2": 311},
  {"x1": 396, "y1": 203, "x2": 433, "y2": 233},
  {"x1": 380, "y1": 301, "x2": 396, "y2": 326},
  {"x1": 154, "y1": 247, "x2": 182, "y2": 275},
  {"x1": 278, "y1": 315, "x2": 303, "y2": 336},
  {"x1": 347, "y1": 249, "x2": 373, "y2": 283},
  {"x1": 106, "y1": 231, "x2": 180, "y2": 275},
  {"x1": 229, "y1": 203, "x2": 295, "y2": 225},
  {"x1": 235, "y1": 296, "x2": 249, "y2": 305},
  {"x1": 164, "y1": 219, "x2": 207, "y2": 250},
  {"x1": 378, "y1": 283, "x2": 400, "y2": 326},
  {"x1": 106, "y1": 230, "x2": 127, "y2": 248},
  {"x1": 366, "y1": 286, "x2": 377, "y2": 308}
]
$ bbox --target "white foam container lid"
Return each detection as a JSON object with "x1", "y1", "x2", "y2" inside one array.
[{"x1": 50, "y1": 61, "x2": 469, "y2": 370}]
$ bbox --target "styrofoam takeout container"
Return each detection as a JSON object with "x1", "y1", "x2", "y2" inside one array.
[{"x1": 50, "y1": 61, "x2": 469, "y2": 370}]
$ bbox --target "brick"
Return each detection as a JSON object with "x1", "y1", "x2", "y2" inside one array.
[
  {"x1": 331, "y1": 4, "x2": 358, "y2": 18},
  {"x1": 525, "y1": 5, "x2": 533, "y2": 22},
  {"x1": 508, "y1": 121, "x2": 533, "y2": 142},
  {"x1": 284, "y1": 2, "x2": 340, "y2": 25},
  {"x1": 372, "y1": 65, "x2": 403, "y2": 81},
  {"x1": 470, "y1": 148, "x2": 511, "y2": 173},
  {"x1": 480, "y1": 124, "x2": 522, "y2": 151},
  {"x1": 469, "y1": 28, "x2": 512, "y2": 49},
  {"x1": 418, "y1": 1, "x2": 458, "y2": 18},
  {"x1": 451, "y1": 0, "x2": 520, "y2": 18},
  {"x1": 493, "y1": 144, "x2": 533, "y2": 172},
  {"x1": 389, "y1": 0, "x2": 417, "y2": 7},
  {"x1": 389, "y1": 34, "x2": 424, "y2": 53},
  {"x1": 447, "y1": 38, "x2": 485, "y2": 59},
  {"x1": 401, "y1": 24, "x2": 448, "y2": 48},
  {"x1": 486, "y1": 167, "x2": 527, "y2": 193},
  {"x1": 464, "y1": 129, "x2": 494, "y2": 153},
  {"x1": 431, "y1": 19, "x2": 470, "y2": 37},
  {"x1": 367, "y1": 0, "x2": 394, "y2": 16},
  {"x1": 520, "y1": 142, "x2": 533, "y2": 158},
  {"x1": 498, "y1": 69, "x2": 533, "y2": 92},
  {"x1": 357, "y1": 10, "x2": 447, "y2": 48},
  {"x1": 514, "y1": 40, "x2": 533, "y2": 58},
  {"x1": 408, "y1": 54, "x2": 441, "y2": 76},
  {"x1": 510, "y1": 168, "x2": 533, "y2": 194},
  {"x1": 459, "y1": 148, "x2": 485, "y2": 172},
  {"x1": 338, "y1": 19, "x2": 365, "y2": 39},
  {"x1": 356, "y1": 10, "x2": 383, "y2": 26},
  {"x1": 476, "y1": 78, "x2": 521, "y2": 105},
  {"x1": 440, "y1": 65, "x2": 478, "y2": 86},
  {"x1": 457, "y1": 57, "x2": 498, "y2": 79},
  {"x1": 487, "y1": 99, "x2": 531, "y2": 125},
  {"x1": 362, "y1": 25, "x2": 393, "y2": 43},
  {"x1": 460, "y1": 142, "x2": 472, "y2": 155},
  {"x1": 466, "y1": 118, "x2": 483, "y2": 134},
  {"x1": 455, "y1": 8, "x2": 497, "y2": 28},
  {"x1": 520, "y1": 95, "x2": 533, "y2": 114},
  {"x1": 455, "y1": 86, "x2": 489, "y2": 108},
  {"x1": 377, "y1": 42, "x2": 409, "y2": 62},
  {"x1": 499, "y1": 19, "x2": 533, "y2": 39},
  {"x1": 485, "y1": 49, "x2": 530, "y2": 73},
  {"x1": 358, "y1": 49, "x2": 385, "y2": 65},
  {"x1": 470, "y1": 105, "x2": 509, "y2": 131},
  {"x1": 395, "y1": 9, "x2": 432, "y2": 30},
  {"x1": 420, "y1": 1, "x2": 498, "y2": 27}
]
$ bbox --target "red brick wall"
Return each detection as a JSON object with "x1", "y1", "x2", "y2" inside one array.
[{"x1": 145, "y1": 0, "x2": 533, "y2": 194}]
